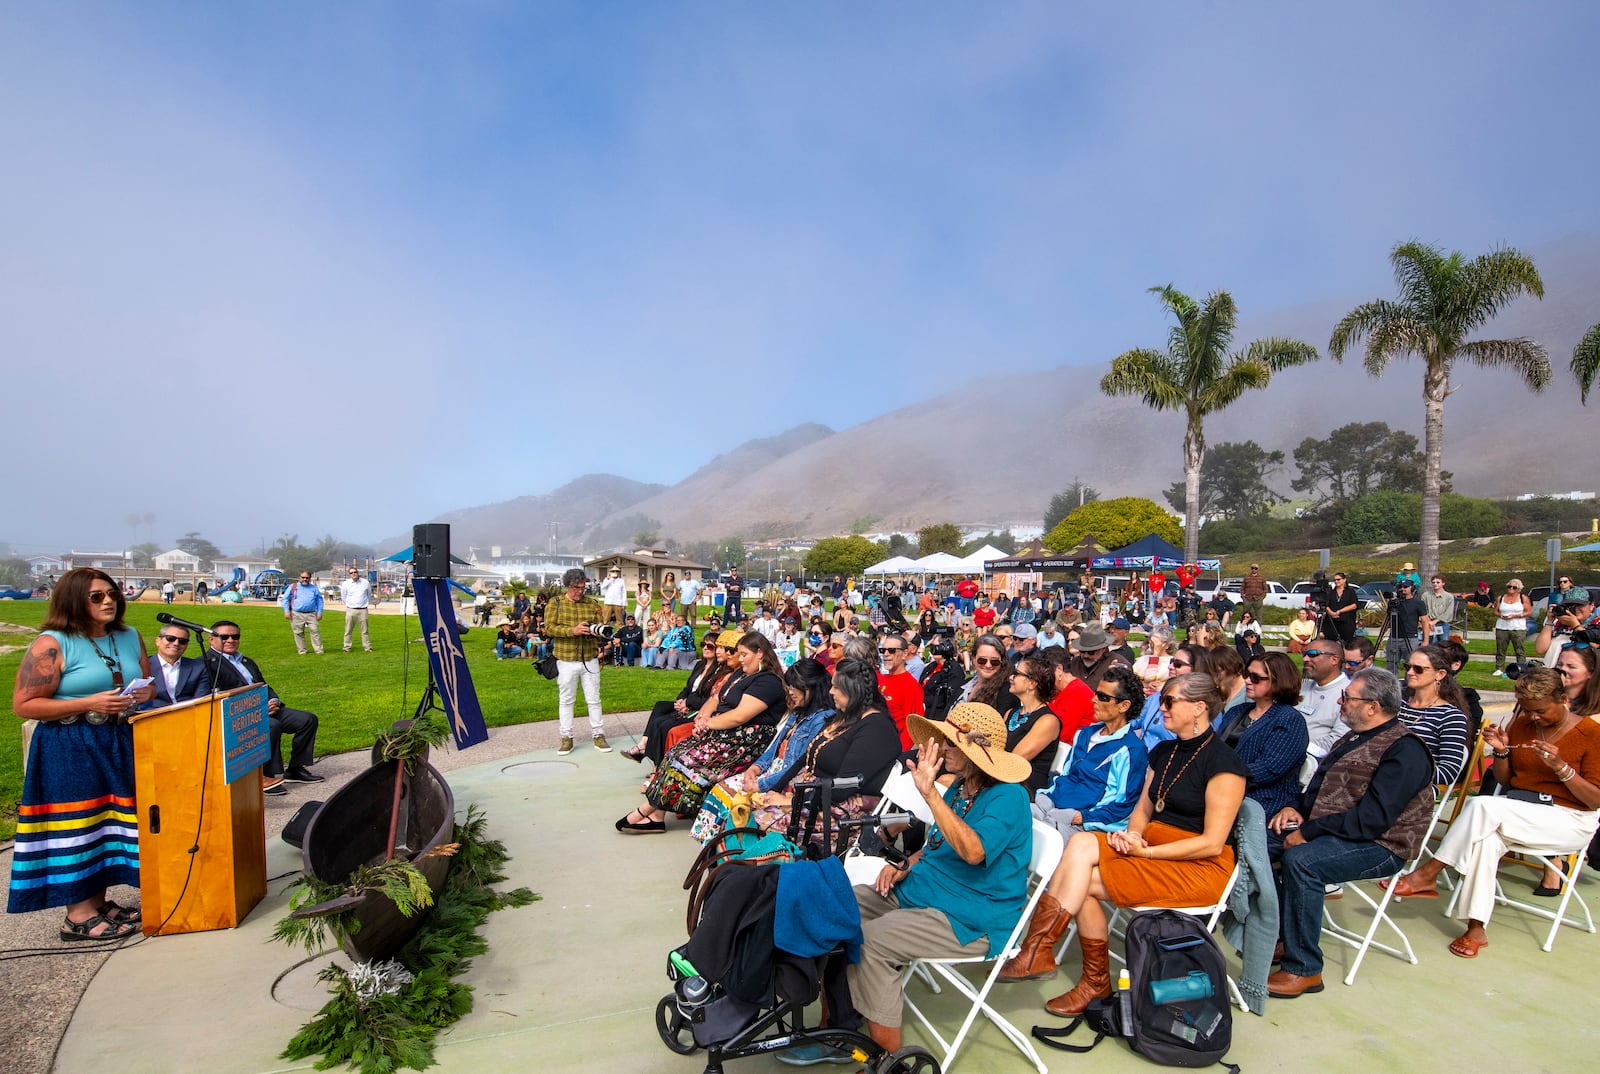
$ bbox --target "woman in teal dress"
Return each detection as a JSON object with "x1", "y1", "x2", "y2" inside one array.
[{"x1": 9, "y1": 568, "x2": 155, "y2": 940}]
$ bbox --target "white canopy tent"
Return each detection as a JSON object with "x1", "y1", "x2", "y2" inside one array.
[
  {"x1": 862, "y1": 555, "x2": 921, "y2": 575},
  {"x1": 912, "y1": 551, "x2": 967, "y2": 574},
  {"x1": 952, "y1": 544, "x2": 1008, "y2": 574}
]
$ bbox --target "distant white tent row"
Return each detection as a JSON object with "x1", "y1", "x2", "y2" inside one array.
[{"x1": 861, "y1": 544, "x2": 1009, "y2": 577}]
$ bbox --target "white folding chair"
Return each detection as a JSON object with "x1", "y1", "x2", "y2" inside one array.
[
  {"x1": 1443, "y1": 844, "x2": 1595, "y2": 952},
  {"x1": 1050, "y1": 740, "x2": 1071, "y2": 776},
  {"x1": 842, "y1": 766, "x2": 935, "y2": 888},
  {"x1": 898, "y1": 820, "x2": 1064, "y2": 1074}
]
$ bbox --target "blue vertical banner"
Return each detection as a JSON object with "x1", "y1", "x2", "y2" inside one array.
[{"x1": 413, "y1": 577, "x2": 490, "y2": 750}]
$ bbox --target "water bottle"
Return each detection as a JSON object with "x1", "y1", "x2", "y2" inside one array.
[
  {"x1": 1117, "y1": 968, "x2": 1135, "y2": 1036},
  {"x1": 1148, "y1": 970, "x2": 1214, "y2": 1005}
]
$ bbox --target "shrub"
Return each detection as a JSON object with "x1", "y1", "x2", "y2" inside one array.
[{"x1": 1044, "y1": 497, "x2": 1182, "y2": 553}]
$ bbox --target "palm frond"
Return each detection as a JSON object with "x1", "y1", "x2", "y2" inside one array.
[
  {"x1": 1101, "y1": 348, "x2": 1186, "y2": 411},
  {"x1": 1329, "y1": 299, "x2": 1408, "y2": 362},
  {"x1": 1448, "y1": 247, "x2": 1545, "y2": 336},
  {"x1": 1573, "y1": 321, "x2": 1600, "y2": 404},
  {"x1": 1454, "y1": 337, "x2": 1551, "y2": 391},
  {"x1": 1185, "y1": 290, "x2": 1237, "y2": 390},
  {"x1": 1363, "y1": 316, "x2": 1434, "y2": 376},
  {"x1": 1241, "y1": 336, "x2": 1318, "y2": 373},
  {"x1": 1389, "y1": 241, "x2": 1448, "y2": 312},
  {"x1": 1149, "y1": 283, "x2": 1198, "y2": 325},
  {"x1": 1195, "y1": 358, "x2": 1271, "y2": 413}
]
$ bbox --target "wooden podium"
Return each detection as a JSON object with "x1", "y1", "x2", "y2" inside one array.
[{"x1": 128, "y1": 687, "x2": 268, "y2": 936}]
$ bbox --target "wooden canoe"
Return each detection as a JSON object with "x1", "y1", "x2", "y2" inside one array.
[{"x1": 295, "y1": 755, "x2": 456, "y2": 963}]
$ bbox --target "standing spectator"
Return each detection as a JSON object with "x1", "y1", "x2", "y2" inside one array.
[
  {"x1": 161, "y1": 579, "x2": 175, "y2": 604},
  {"x1": 474, "y1": 590, "x2": 491, "y2": 626},
  {"x1": 634, "y1": 579, "x2": 653, "y2": 625},
  {"x1": 956, "y1": 575, "x2": 981, "y2": 619},
  {"x1": 678, "y1": 571, "x2": 701, "y2": 623},
  {"x1": 599, "y1": 566, "x2": 628, "y2": 627},
  {"x1": 1491, "y1": 578, "x2": 1531, "y2": 676},
  {"x1": 660, "y1": 571, "x2": 678, "y2": 617},
  {"x1": 194, "y1": 579, "x2": 209, "y2": 604},
  {"x1": 780, "y1": 573, "x2": 796, "y2": 599},
  {"x1": 545, "y1": 568, "x2": 611, "y2": 755},
  {"x1": 1239, "y1": 565, "x2": 1268, "y2": 622},
  {"x1": 1325, "y1": 572, "x2": 1361, "y2": 648},
  {"x1": 340, "y1": 567, "x2": 374, "y2": 653},
  {"x1": 1383, "y1": 580, "x2": 1431, "y2": 674},
  {"x1": 1422, "y1": 574, "x2": 1456, "y2": 645},
  {"x1": 724, "y1": 566, "x2": 745, "y2": 624},
  {"x1": 281, "y1": 571, "x2": 325, "y2": 655},
  {"x1": 1146, "y1": 566, "x2": 1167, "y2": 618},
  {"x1": 208, "y1": 620, "x2": 322, "y2": 795},
  {"x1": 1394, "y1": 561, "x2": 1422, "y2": 591}
]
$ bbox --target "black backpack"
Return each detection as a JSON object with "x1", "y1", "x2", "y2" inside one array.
[{"x1": 1034, "y1": 909, "x2": 1238, "y2": 1071}]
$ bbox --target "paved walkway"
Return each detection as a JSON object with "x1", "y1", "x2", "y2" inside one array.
[{"x1": 6, "y1": 710, "x2": 1600, "y2": 1073}]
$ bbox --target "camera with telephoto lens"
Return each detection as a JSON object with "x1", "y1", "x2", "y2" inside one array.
[
  {"x1": 587, "y1": 623, "x2": 615, "y2": 642},
  {"x1": 927, "y1": 634, "x2": 957, "y2": 660}
]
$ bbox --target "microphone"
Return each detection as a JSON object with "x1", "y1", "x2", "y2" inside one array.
[{"x1": 155, "y1": 611, "x2": 216, "y2": 635}]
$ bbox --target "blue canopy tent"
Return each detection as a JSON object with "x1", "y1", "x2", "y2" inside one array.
[
  {"x1": 1565, "y1": 540, "x2": 1600, "y2": 553},
  {"x1": 1091, "y1": 534, "x2": 1220, "y2": 572}
]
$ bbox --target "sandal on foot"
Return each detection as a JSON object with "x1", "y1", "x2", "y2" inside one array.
[
  {"x1": 100, "y1": 900, "x2": 141, "y2": 925},
  {"x1": 1448, "y1": 934, "x2": 1488, "y2": 958},
  {"x1": 1380, "y1": 877, "x2": 1439, "y2": 899},
  {"x1": 61, "y1": 912, "x2": 138, "y2": 942},
  {"x1": 615, "y1": 810, "x2": 665, "y2": 834}
]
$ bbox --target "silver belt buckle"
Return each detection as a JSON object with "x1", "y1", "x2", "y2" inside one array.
[
  {"x1": 60, "y1": 714, "x2": 79, "y2": 725},
  {"x1": 84, "y1": 711, "x2": 110, "y2": 725}
]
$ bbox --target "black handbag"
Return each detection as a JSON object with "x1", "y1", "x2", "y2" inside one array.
[{"x1": 536, "y1": 654, "x2": 559, "y2": 680}]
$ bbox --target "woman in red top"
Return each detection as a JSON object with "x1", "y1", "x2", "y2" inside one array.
[{"x1": 972, "y1": 597, "x2": 996, "y2": 632}]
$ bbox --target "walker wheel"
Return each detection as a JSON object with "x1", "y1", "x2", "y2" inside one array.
[
  {"x1": 655, "y1": 995, "x2": 698, "y2": 1055},
  {"x1": 876, "y1": 1044, "x2": 940, "y2": 1074}
]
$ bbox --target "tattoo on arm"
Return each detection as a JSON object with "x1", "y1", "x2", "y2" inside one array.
[{"x1": 17, "y1": 642, "x2": 62, "y2": 697}]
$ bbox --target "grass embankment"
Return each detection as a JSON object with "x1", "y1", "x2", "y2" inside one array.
[{"x1": 0, "y1": 602, "x2": 700, "y2": 839}]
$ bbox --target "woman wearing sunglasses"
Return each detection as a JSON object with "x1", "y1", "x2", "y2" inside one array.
[
  {"x1": 621, "y1": 629, "x2": 736, "y2": 765},
  {"x1": 999, "y1": 673, "x2": 1246, "y2": 1008},
  {"x1": 1003, "y1": 654, "x2": 1064, "y2": 792},
  {"x1": 9, "y1": 568, "x2": 156, "y2": 940},
  {"x1": 1398, "y1": 644, "x2": 1472, "y2": 787},
  {"x1": 1388, "y1": 667, "x2": 1600, "y2": 956},
  {"x1": 1214, "y1": 652, "x2": 1310, "y2": 822},
  {"x1": 961, "y1": 633, "x2": 1018, "y2": 714}
]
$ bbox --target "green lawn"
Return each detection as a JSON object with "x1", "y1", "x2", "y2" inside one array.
[{"x1": 0, "y1": 601, "x2": 694, "y2": 839}]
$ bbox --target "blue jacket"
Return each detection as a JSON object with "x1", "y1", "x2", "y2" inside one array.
[
  {"x1": 750, "y1": 707, "x2": 833, "y2": 792},
  {"x1": 1039, "y1": 722, "x2": 1149, "y2": 831},
  {"x1": 1215, "y1": 701, "x2": 1310, "y2": 821},
  {"x1": 1130, "y1": 691, "x2": 1176, "y2": 745}
]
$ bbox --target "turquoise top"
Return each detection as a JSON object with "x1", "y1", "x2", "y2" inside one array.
[
  {"x1": 895, "y1": 779, "x2": 1031, "y2": 957},
  {"x1": 43, "y1": 628, "x2": 143, "y2": 701}
]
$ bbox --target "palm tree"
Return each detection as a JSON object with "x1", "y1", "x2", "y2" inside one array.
[
  {"x1": 1101, "y1": 285, "x2": 1318, "y2": 563},
  {"x1": 1575, "y1": 320, "x2": 1600, "y2": 403},
  {"x1": 1329, "y1": 241, "x2": 1548, "y2": 579}
]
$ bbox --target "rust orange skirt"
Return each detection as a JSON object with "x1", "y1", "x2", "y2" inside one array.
[{"x1": 1095, "y1": 820, "x2": 1235, "y2": 908}]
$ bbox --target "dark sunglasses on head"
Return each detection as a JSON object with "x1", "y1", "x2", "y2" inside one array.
[
  {"x1": 159, "y1": 634, "x2": 189, "y2": 644},
  {"x1": 87, "y1": 590, "x2": 118, "y2": 604}
]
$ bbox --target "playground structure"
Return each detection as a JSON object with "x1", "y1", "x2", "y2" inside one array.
[{"x1": 99, "y1": 557, "x2": 412, "y2": 605}]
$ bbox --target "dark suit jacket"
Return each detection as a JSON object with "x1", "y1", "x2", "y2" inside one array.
[
  {"x1": 208, "y1": 651, "x2": 281, "y2": 704},
  {"x1": 149, "y1": 655, "x2": 211, "y2": 707}
]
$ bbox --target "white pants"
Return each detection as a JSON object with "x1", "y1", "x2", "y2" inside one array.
[
  {"x1": 1434, "y1": 795, "x2": 1599, "y2": 924},
  {"x1": 556, "y1": 658, "x2": 603, "y2": 737}
]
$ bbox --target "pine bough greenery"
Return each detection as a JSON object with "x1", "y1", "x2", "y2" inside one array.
[{"x1": 273, "y1": 805, "x2": 538, "y2": 1073}]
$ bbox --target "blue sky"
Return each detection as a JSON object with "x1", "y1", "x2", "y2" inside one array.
[{"x1": 3, "y1": 2, "x2": 1597, "y2": 553}]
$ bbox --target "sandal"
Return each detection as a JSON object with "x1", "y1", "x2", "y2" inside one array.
[
  {"x1": 1380, "y1": 877, "x2": 1439, "y2": 899},
  {"x1": 615, "y1": 809, "x2": 666, "y2": 834},
  {"x1": 61, "y1": 912, "x2": 139, "y2": 942},
  {"x1": 100, "y1": 900, "x2": 142, "y2": 925},
  {"x1": 1448, "y1": 934, "x2": 1488, "y2": 958}
]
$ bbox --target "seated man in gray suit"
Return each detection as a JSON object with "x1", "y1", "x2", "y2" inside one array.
[
  {"x1": 147, "y1": 623, "x2": 211, "y2": 706},
  {"x1": 208, "y1": 619, "x2": 323, "y2": 796}
]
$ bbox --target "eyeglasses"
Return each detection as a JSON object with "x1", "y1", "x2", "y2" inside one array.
[
  {"x1": 974, "y1": 656, "x2": 1004, "y2": 668},
  {"x1": 1093, "y1": 690, "x2": 1125, "y2": 704},
  {"x1": 158, "y1": 635, "x2": 189, "y2": 645},
  {"x1": 215, "y1": 632, "x2": 241, "y2": 641},
  {"x1": 87, "y1": 589, "x2": 118, "y2": 604},
  {"x1": 1405, "y1": 663, "x2": 1434, "y2": 675},
  {"x1": 1244, "y1": 672, "x2": 1270, "y2": 684},
  {"x1": 1338, "y1": 691, "x2": 1374, "y2": 705}
]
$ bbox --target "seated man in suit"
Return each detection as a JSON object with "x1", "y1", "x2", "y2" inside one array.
[
  {"x1": 208, "y1": 619, "x2": 323, "y2": 796},
  {"x1": 146, "y1": 623, "x2": 211, "y2": 707}
]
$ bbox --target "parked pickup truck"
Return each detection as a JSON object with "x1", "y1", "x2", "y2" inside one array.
[{"x1": 1224, "y1": 580, "x2": 1307, "y2": 610}]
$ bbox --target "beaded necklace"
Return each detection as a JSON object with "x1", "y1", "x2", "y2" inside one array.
[
  {"x1": 924, "y1": 776, "x2": 976, "y2": 852},
  {"x1": 1152, "y1": 732, "x2": 1212, "y2": 814},
  {"x1": 87, "y1": 631, "x2": 125, "y2": 690}
]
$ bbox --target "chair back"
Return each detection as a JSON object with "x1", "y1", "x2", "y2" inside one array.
[{"x1": 877, "y1": 765, "x2": 935, "y2": 824}]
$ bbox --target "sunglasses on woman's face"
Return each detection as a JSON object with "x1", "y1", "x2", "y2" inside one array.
[
  {"x1": 974, "y1": 656, "x2": 1004, "y2": 668},
  {"x1": 1244, "y1": 672, "x2": 1270, "y2": 684},
  {"x1": 87, "y1": 589, "x2": 118, "y2": 604},
  {"x1": 1168, "y1": 658, "x2": 1191, "y2": 670}
]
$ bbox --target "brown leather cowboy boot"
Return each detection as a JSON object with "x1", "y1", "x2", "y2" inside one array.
[
  {"x1": 1044, "y1": 936, "x2": 1112, "y2": 1016},
  {"x1": 998, "y1": 892, "x2": 1072, "y2": 981}
]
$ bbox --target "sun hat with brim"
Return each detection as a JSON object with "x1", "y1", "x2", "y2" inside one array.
[{"x1": 908, "y1": 703, "x2": 1031, "y2": 785}]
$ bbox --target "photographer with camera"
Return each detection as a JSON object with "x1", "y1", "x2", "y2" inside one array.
[
  {"x1": 546, "y1": 568, "x2": 612, "y2": 755},
  {"x1": 919, "y1": 628, "x2": 965, "y2": 722},
  {"x1": 1531, "y1": 586, "x2": 1598, "y2": 668},
  {"x1": 1383, "y1": 579, "x2": 1431, "y2": 674}
]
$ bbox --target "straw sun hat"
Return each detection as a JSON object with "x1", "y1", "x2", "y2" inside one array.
[{"x1": 907, "y1": 702, "x2": 1030, "y2": 784}]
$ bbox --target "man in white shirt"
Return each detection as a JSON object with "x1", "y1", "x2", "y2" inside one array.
[
  {"x1": 678, "y1": 572, "x2": 702, "y2": 623},
  {"x1": 752, "y1": 605, "x2": 781, "y2": 644},
  {"x1": 147, "y1": 624, "x2": 210, "y2": 707},
  {"x1": 1036, "y1": 618, "x2": 1067, "y2": 650},
  {"x1": 340, "y1": 567, "x2": 374, "y2": 653},
  {"x1": 599, "y1": 566, "x2": 628, "y2": 627},
  {"x1": 1298, "y1": 639, "x2": 1351, "y2": 763}
]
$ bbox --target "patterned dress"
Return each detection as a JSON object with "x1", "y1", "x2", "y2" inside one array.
[{"x1": 8, "y1": 628, "x2": 142, "y2": 912}]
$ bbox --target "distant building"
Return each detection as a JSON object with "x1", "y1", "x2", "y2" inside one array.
[
  {"x1": 584, "y1": 547, "x2": 710, "y2": 594},
  {"x1": 153, "y1": 548, "x2": 202, "y2": 573},
  {"x1": 476, "y1": 548, "x2": 585, "y2": 586},
  {"x1": 1515, "y1": 490, "x2": 1596, "y2": 502},
  {"x1": 27, "y1": 554, "x2": 64, "y2": 576},
  {"x1": 62, "y1": 551, "x2": 129, "y2": 571}
]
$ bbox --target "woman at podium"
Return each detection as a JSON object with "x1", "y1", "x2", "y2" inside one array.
[{"x1": 8, "y1": 568, "x2": 154, "y2": 940}]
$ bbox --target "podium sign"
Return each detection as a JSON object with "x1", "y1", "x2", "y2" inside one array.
[{"x1": 222, "y1": 684, "x2": 271, "y2": 783}]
